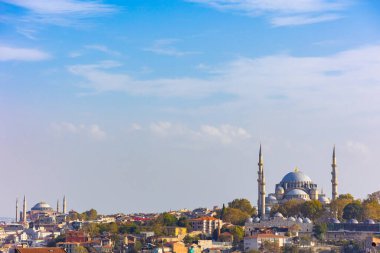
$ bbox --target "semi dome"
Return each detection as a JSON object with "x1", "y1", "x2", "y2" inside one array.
[
  {"x1": 274, "y1": 212, "x2": 284, "y2": 218},
  {"x1": 288, "y1": 217, "x2": 296, "y2": 221},
  {"x1": 31, "y1": 202, "x2": 53, "y2": 211},
  {"x1": 365, "y1": 219, "x2": 375, "y2": 224},
  {"x1": 267, "y1": 195, "x2": 278, "y2": 204},
  {"x1": 330, "y1": 218, "x2": 340, "y2": 224},
  {"x1": 303, "y1": 218, "x2": 312, "y2": 224},
  {"x1": 318, "y1": 196, "x2": 330, "y2": 204},
  {"x1": 349, "y1": 219, "x2": 359, "y2": 224},
  {"x1": 284, "y1": 189, "x2": 310, "y2": 200},
  {"x1": 281, "y1": 170, "x2": 312, "y2": 183}
]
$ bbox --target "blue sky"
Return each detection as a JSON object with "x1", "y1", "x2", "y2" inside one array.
[{"x1": 1, "y1": 0, "x2": 380, "y2": 217}]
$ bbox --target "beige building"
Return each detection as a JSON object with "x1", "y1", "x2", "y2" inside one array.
[
  {"x1": 188, "y1": 217, "x2": 222, "y2": 235},
  {"x1": 163, "y1": 227, "x2": 187, "y2": 237},
  {"x1": 244, "y1": 234, "x2": 287, "y2": 251}
]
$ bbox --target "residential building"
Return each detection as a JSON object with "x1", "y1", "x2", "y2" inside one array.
[
  {"x1": 244, "y1": 234, "x2": 287, "y2": 251},
  {"x1": 188, "y1": 217, "x2": 222, "y2": 235}
]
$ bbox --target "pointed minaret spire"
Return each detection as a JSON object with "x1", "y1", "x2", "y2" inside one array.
[
  {"x1": 257, "y1": 144, "x2": 266, "y2": 218},
  {"x1": 331, "y1": 146, "x2": 338, "y2": 201},
  {"x1": 57, "y1": 199, "x2": 59, "y2": 213},
  {"x1": 63, "y1": 195, "x2": 67, "y2": 214},
  {"x1": 16, "y1": 198, "x2": 19, "y2": 223},
  {"x1": 22, "y1": 195, "x2": 27, "y2": 223}
]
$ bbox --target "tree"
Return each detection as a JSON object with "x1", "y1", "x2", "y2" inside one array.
[
  {"x1": 81, "y1": 209, "x2": 98, "y2": 221},
  {"x1": 68, "y1": 211, "x2": 80, "y2": 221},
  {"x1": 363, "y1": 197, "x2": 380, "y2": 220},
  {"x1": 220, "y1": 204, "x2": 226, "y2": 220},
  {"x1": 157, "y1": 213, "x2": 178, "y2": 226},
  {"x1": 300, "y1": 200, "x2": 323, "y2": 221},
  {"x1": 368, "y1": 191, "x2": 380, "y2": 201},
  {"x1": 83, "y1": 223, "x2": 100, "y2": 237},
  {"x1": 119, "y1": 223, "x2": 140, "y2": 234},
  {"x1": 260, "y1": 240, "x2": 281, "y2": 253},
  {"x1": 108, "y1": 222, "x2": 119, "y2": 234},
  {"x1": 228, "y1": 199, "x2": 256, "y2": 216},
  {"x1": 330, "y1": 195, "x2": 355, "y2": 220},
  {"x1": 227, "y1": 226, "x2": 244, "y2": 243},
  {"x1": 75, "y1": 246, "x2": 88, "y2": 253},
  {"x1": 278, "y1": 199, "x2": 303, "y2": 217},
  {"x1": 313, "y1": 223, "x2": 327, "y2": 240},
  {"x1": 183, "y1": 234, "x2": 200, "y2": 244},
  {"x1": 339, "y1": 194, "x2": 354, "y2": 200},
  {"x1": 223, "y1": 208, "x2": 250, "y2": 225},
  {"x1": 343, "y1": 202, "x2": 363, "y2": 221},
  {"x1": 177, "y1": 217, "x2": 190, "y2": 229}
]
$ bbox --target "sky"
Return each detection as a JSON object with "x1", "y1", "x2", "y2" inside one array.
[{"x1": 1, "y1": 0, "x2": 380, "y2": 218}]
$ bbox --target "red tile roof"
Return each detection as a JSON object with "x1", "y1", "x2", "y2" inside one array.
[{"x1": 16, "y1": 248, "x2": 67, "y2": 253}]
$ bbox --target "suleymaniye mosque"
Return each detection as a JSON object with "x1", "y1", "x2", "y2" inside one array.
[{"x1": 256, "y1": 145, "x2": 338, "y2": 218}]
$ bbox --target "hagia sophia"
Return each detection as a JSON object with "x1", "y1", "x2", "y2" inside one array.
[
  {"x1": 256, "y1": 145, "x2": 338, "y2": 218},
  {"x1": 15, "y1": 196, "x2": 67, "y2": 223}
]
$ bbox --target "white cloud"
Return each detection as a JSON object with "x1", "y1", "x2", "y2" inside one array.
[
  {"x1": 200, "y1": 124, "x2": 251, "y2": 144},
  {"x1": 130, "y1": 123, "x2": 142, "y2": 131},
  {"x1": 187, "y1": 0, "x2": 348, "y2": 26},
  {"x1": 3, "y1": 0, "x2": 116, "y2": 15},
  {"x1": 0, "y1": 45, "x2": 50, "y2": 61},
  {"x1": 144, "y1": 39, "x2": 199, "y2": 57},
  {"x1": 51, "y1": 122, "x2": 107, "y2": 141},
  {"x1": 85, "y1": 44, "x2": 121, "y2": 56},
  {"x1": 2, "y1": 0, "x2": 118, "y2": 27},
  {"x1": 68, "y1": 44, "x2": 380, "y2": 117},
  {"x1": 346, "y1": 141, "x2": 370, "y2": 155},
  {"x1": 149, "y1": 122, "x2": 251, "y2": 144},
  {"x1": 271, "y1": 13, "x2": 341, "y2": 26}
]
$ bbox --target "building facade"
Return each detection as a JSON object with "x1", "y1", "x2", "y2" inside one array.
[{"x1": 188, "y1": 217, "x2": 222, "y2": 235}]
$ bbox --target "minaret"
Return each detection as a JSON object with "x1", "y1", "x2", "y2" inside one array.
[
  {"x1": 257, "y1": 145, "x2": 266, "y2": 218},
  {"x1": 16, "y1": 198, "x2": 18, "y2": 223},
  {"x1": 331, "y1": 146, "x2": 338, "y2": 201},
  {"x1": 63, "y1": 196, "x2": 67, "y2": 214},
  {"x1": 22, "y1": 195, "x2": 27, "y2": 223},
  {"x1": 57, "y1": 199, "x2": 59, "y2": 213}
]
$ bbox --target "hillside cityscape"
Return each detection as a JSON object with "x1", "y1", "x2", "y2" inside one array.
[
  {"x1": 2, "y1": 0, "x2": 380, "y2": 253},
  {"x1": 1, "y1": 147, "x2": 380, "y2": 253}
]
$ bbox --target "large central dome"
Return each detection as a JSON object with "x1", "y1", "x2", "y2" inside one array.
[
  {"x1": 281, "y1": 170, "x2": 312, "y2": 183},
  {"x1": 31, "y1": 202, "x2": 53, "y2": 211}
]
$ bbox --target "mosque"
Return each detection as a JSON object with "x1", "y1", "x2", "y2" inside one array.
[
  {"x1": 15, "y1": 196, "x2": 67, "y2": 223},
  {"x1": 256, "y1": 145, "x2": 338, "y2": 218}
]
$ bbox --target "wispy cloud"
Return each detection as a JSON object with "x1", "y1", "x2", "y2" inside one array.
[
  {"x1": 68, "y1": 44, "x2": 380, "y2": 114},
  {"x1": 187, "y1": 0, "x2": 349, "y2": 26},
  {"x1": 271, "y1": 13, "x2": 341, "y2": 26},
  {"x1": 85, "y1": 44, "x2": 121, "y2": 56},
  {"x1": 2, "y1": 0, "x2": 118, "y2": 27},
  {"x1": 144, "y1": 39, "x2": 199, "y2": 57},
  {"x1": 149, "y1": 122, "x2": 251, "y2": 144},
  {"x1": 0, "y1": 45, "x2": 50, "y2": 61},
  {"x1": 51, "y1": 122, "x2": 107, "y2": 141},
  {"x1": 2, "y1": 0, "x2": 116, "y2": 15},
  {"x1": 346, "y1": 141, "x2": 370, "y2": 155}
]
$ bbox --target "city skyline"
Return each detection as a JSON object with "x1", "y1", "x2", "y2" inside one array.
[{"x1": 1, "y1": 0, "x2": 380, "y2": 217}]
